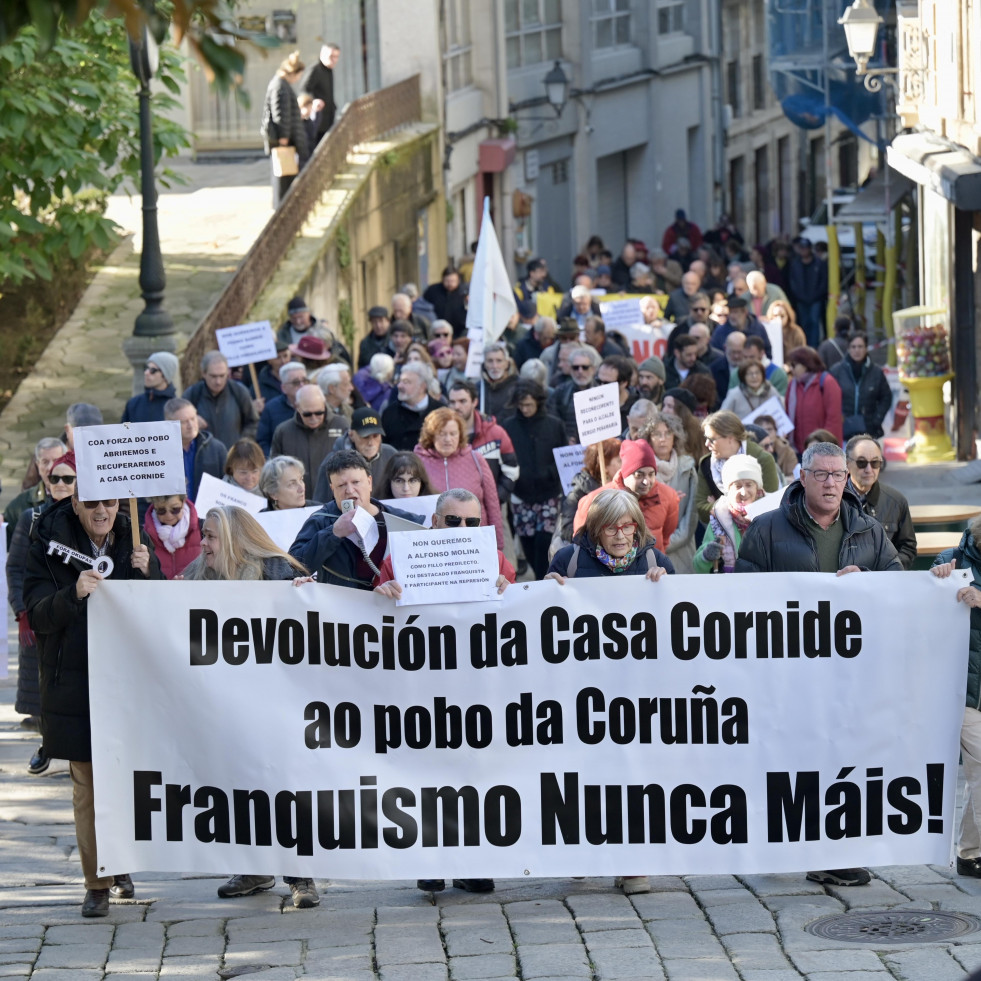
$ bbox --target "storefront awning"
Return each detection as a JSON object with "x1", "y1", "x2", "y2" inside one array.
[
  {"x1": 833, "y1": 170, "x2": 914, "y2": 225},
  {"x1": 887, "y1": 132, "x2": 981, "y2": 211}
]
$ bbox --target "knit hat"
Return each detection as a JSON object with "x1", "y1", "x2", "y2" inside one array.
[
  {"x1": 721, "y1": 453, "x2": 763, "y2": 490},
  {"x1": 147, "y1": 351, "x2": 179, "y2": 385},
  {"x1": 664, "y1": 386, "x2": 697, "y2": 413},
  {"x1": 619, "y1": 439, "x2": 658, "y2": 478},
  {"x1": 638, "y1": 356, "x2": 666, "y2": 382},
  {"x1": 287, "y1": 296, "x2": 309, "y2": 314}
]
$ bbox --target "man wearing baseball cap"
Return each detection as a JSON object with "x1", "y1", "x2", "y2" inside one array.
[{"x1": 313, "y1": 407, "x2": 396, "y2": 501}]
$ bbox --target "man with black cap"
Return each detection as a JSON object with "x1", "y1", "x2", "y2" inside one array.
[
  {"x1": 710, "y1": 296, "x2": 772, "y2": 357},
  {"x1": 121, "y1": 351, "x2": 179, "y2": 423},
  {"x1": 358, "y1": 306, "x2": 393, "y2": 369},
  {"x1": 277, "y1": 296, "x2": 331, "y2": 348},
  {"x1": 313, "y1": 407, "x2": 397, "y2": 499}
]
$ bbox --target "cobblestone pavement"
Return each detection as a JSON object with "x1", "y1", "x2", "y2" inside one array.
[{"x1": 3, "y1": 157, "x2": 981, "y2": 979}]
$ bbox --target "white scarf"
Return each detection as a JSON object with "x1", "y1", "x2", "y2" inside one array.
[
  {"x1": 152, "y1": 503, "x2": 191, "y2": 554},
  {"x1": 654, "y1": 449, "x2": 678, "y2": 482}
]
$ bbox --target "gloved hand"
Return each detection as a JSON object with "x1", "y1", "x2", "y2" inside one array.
[
  {"x1": 16, "y1": 611, "x2": 36, "y2": 648},
  {"x1": 701, "y1": 540, "x2": 723, "y2": 563}
]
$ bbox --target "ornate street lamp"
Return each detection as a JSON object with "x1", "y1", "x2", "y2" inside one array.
[
  {"x1": 129, "y1": 18, "x2": 174, "y2": 338},
  {"x1": 543, "y1": 61, "x2": 570, "y2": 117}
]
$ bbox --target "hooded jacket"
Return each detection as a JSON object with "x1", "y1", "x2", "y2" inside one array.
[
  {"x1": 786, "y1": 371, "x2": 844, "y2": 453},
  {"x1": 574, "y1": 471, "x2": 680, "y2": 552},
  {"x1": 414, "y1": 444, "x2": 505, "y2": 549},
  {"x1": 734, "y1": 481, "x2": 902, "y2": 573},
  {"x1": 23, "y1": 499, "x2": 163, "y2": 761},
  {"x1": 469, "y1": 411, "x2": 519, "y2": 502}
]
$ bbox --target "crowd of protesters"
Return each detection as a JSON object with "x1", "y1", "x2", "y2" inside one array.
[{"x1": 4, "y1": 221, "x2": 975, "y2": 919}]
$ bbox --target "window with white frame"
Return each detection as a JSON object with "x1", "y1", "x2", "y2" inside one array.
[
  {"x1": 591, "y1": 0, "x2": 631, "y2": 49},
  {"x1": 505, "y1": 0, "x2": 562, "y2": 69},
  {"x1": 441, "y1": 0, "x2": 473, "y2": 92},
  {"x1": 656, "y1": 0, "x2": 685, "y2": 35}
]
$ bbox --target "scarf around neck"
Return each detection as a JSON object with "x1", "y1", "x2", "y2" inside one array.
[
  {"x1": 152, "y1": 504, "x2": 191, "y2": 553},
  {"x1": 594, "y1": 542, "x2": 638, "y2": 572}
]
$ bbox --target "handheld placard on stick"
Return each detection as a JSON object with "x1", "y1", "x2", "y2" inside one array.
[
  {"x1": 599, "y1": 452, "x2": 608, "y2": 486},
  {"x1": 215, "y1": 321, "x2": 276, "y2": 404},
  {"x1": 128, "y1": 499, "x2": 141, "y2": 550}
]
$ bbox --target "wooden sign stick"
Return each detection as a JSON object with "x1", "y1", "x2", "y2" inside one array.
[
  {"x1": 248, "y1": 362, "x2": 261, "y2": 399},
  {"x1": 128, "y1": 498, "x2": 141, "y2": 550},
  {"x1": 599, "y1": 450, "x2": 607, "y2": 486}
]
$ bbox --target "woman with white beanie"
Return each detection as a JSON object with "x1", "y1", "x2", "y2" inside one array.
[{"x1": 693, "y1": 453, "x2": 765, "y2": 574}]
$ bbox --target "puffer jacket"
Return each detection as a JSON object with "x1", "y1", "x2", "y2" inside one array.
[
  {"x1": 734, "y1": 482, "x2": 902, "y2": 573},
  {"x1": 469, "y1": 411, "x2": 519, "y2": 502},
  {"x1": 786, "y1": 371, "x2": 843, "y2": 453},
  {"x1": 414, "y1": 444, "x2": 504, "y2": 549},
  {"x1": 574, "y1": 471, "x2": 680, "y2": 553},
  {"x1": 934, "y1": 531, "x2": 981, "y2": 708},
  {"x1": 23, "y1": 499, "x2": 163, "y2": 761},
  {"x1": 848, "y1": 478, "x2": 917, "y2": 570},
  {"x1": 481, "y1": 370, "x2": 519, "y2": 424},
  {"x1": 695, "y1": 440, "x2": 780, "y2": 525},
  {"x1": 548, "y1": 531, "x2": 675, "y2": 578}
]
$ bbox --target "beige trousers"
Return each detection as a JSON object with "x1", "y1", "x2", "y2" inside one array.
[{"x1": 70, "y1": 761, "x2": 113, "y2": 890}]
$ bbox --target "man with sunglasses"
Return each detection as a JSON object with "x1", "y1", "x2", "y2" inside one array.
[
  {"x1": 734, "y1": 440, "x2": 901, "y2": 890},
  {"x1": 23, "y1": 486, "x2": 162, "y2": 918},
  {"x1": 844, "y1": 434, "x2": 917, "y2": 569},
  {"x1": 270, "y1": 385, "x2": 348, "y2": 499},
  {"x1": 375, "y1": 487, "x2": 514, "y2": 898},
  {"x1": 121, "y1": 351, "x2": 179, "y2": 424}
]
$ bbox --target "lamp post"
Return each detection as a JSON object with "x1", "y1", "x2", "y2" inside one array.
[
  {"x1": 122, "y1": 16, "x2": 177, "y2": 394},
  {"x1": 543, "y1": 61, "x2": 570, "y2": 116}
]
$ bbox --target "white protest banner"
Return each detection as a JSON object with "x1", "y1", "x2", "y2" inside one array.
[
  {"x1": 0, "y1": 525, "x2": 7, "y2": 678},
  {"x1": 744, "y1": 483, "x2": 787, "y2": 521},
  {"x1": 616, "y1": 322, "x2": 670, "y2": 362},
  {"x1": 215, "y1": 321, "x2": 277, "y2": 369},
  {"x1": 389, "y1": 525, "x2": 498, "y2": 606},
  {"x1": 90, "y1": 572, "x2": 967, "y2": 880},
  {"x1": 553, "y1": 444, "x2": 585, "y2": 496},
  {"x1": 254, "y1": 505, "x2": 321, "y2": 553},
  {"x1": 380, "y1": 494, "x2": 440, "y2": 528},
  {"x1": 761, "y1": 319, "x2": 785, "y2": 370},
  {"x1": 74, "y1": 422, "x2": 185, "y2": 503},
  {"x1": 574, "y1": 382, "x2": 622, "y2": 446},
  {"x1": 193, "y1": 472, "x2": 266, "y2": 517},
  {"x1": 599, "y1": 299, "x2": 644, "y2": 331},
  {"x1": 742, "y1": 396, "x2": 794, "y2": 438}
]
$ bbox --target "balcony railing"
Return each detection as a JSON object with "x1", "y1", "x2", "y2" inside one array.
[{"x1": 183, "y1": 73, "x2": 422, "y2": 374}]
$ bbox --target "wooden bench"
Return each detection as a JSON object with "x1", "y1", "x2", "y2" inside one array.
[
  {"x1": 910, "y1": 504, "x2": 981, "y2": 527},
  {"x1": 913, "y1": 530, "x2": 964, "y2": 569}
]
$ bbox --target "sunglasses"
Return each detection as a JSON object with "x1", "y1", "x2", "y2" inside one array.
[
  {"x1": 850, "y1": 458, "x2": 882, "y2": 470},
  {"x1": 144, "y1": 364, "x2": 161, "y2": 374},
  {"x1": 154, "y1": 505, "x2": 184, "y2": 516},
  {"x1": 81, "y1": 499, "x2": 119, "y2": 509},
  {"x1": 440, "y1": 515, "x2": 481, "y2": 528},
  {"x1": 300, "y1": 410, "x2": 326, "y2": 418},
  {"x1": 691, "y1": 307, "x2": 709, "y2": 313},
  {"x1": 571, "y1": 364, "x2": 591, "y2": 372},
  {"x1": 49, "y1": 473, "x2": 76, "y2": 485}
]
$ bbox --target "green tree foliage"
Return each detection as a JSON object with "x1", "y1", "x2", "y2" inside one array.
[{"x1": 0, "y1": 13, "x2": 190, "y2": 285}]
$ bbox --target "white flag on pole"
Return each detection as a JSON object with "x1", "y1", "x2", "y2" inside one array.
[{"x1": 465, "y1": 197, "x2": 516, "y2": 345}]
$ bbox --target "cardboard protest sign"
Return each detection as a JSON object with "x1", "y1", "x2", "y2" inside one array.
[
  {"x1": 553, "y1": 444, "x2": 585, "y2": 496},
  {"x1": 380, "y1": 495, "x2": 440, "y2": 529},
  {"x1": 73, "y1": 421, "x2": 185, "y2": 549},
  {"x1": 193, "y1": 472, "x2": 266, "y2": 517},
  {"x1": 90, "y1": 571, "x2": 968, "y2": 879},
  {"x1": 598, "y1": 298, "x2": 644, "y2": 331},
  {"x1": 215, "y1": 321, "x2": 277, "y2": 368},
  {"x1": 254, "y1": 505, "x2": 321, "y2": 553},
  {"x1": 573, "y1": 382, "x2": 622, "y2": 446},
  {"x1": 760, "y1": 318, "x2": 785, "y2": 369},
  {"x1": 744, "y1": 483, "x2": 787, "y2": 520},
  {"x1": 742, "y1": 396, "x2": 794, "y2": 437},
  {"x1": 389, "y1": 525, "x2": 499, "y2": 606}
]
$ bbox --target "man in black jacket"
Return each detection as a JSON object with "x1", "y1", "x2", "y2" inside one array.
[
  {"x1": 381, "y1": 362, "x2": 442, "y2": 450},
  {"x1": 844, "y1": 435, "x2": 917, "y2": 570},
  {"x1": 735, "y1": 440, "x2": 901, "y2": 890},
  {"x1": 830, "y1": 332, "x2": 893, "y2": 440},
  {"x1": 289, "y1": 449, "x2": 422, "y2": 588},
  {"x1": 299, "y1": 43, "x2": 339, "y2": 145},
  {"x1": 24, "y1": 495, "x2": 162, "y2": 917}
]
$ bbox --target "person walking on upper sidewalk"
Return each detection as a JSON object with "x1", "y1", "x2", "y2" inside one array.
[{"x1": 261, "y1": 51, "x2": 309, "y2": 208}]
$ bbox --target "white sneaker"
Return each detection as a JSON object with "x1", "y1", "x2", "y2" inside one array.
[{"x1": 615, "y1": 875, "x2": 651, "y2": 895}]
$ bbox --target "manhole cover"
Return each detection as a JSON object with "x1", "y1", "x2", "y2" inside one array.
[{"x1": 805, "y1": 910, "x2": 981, "y2": 945}]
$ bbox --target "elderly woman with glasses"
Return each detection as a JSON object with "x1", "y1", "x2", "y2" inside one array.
[
  {"x1": 23, "y1": 482, "x2": 163, "y2": 917},
  {"x1": 143, "y1": 492, "x2": 201, "y2": 580},
  {"x1": 546, "y1": 487, "x2": 672, "y2": 897}
]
